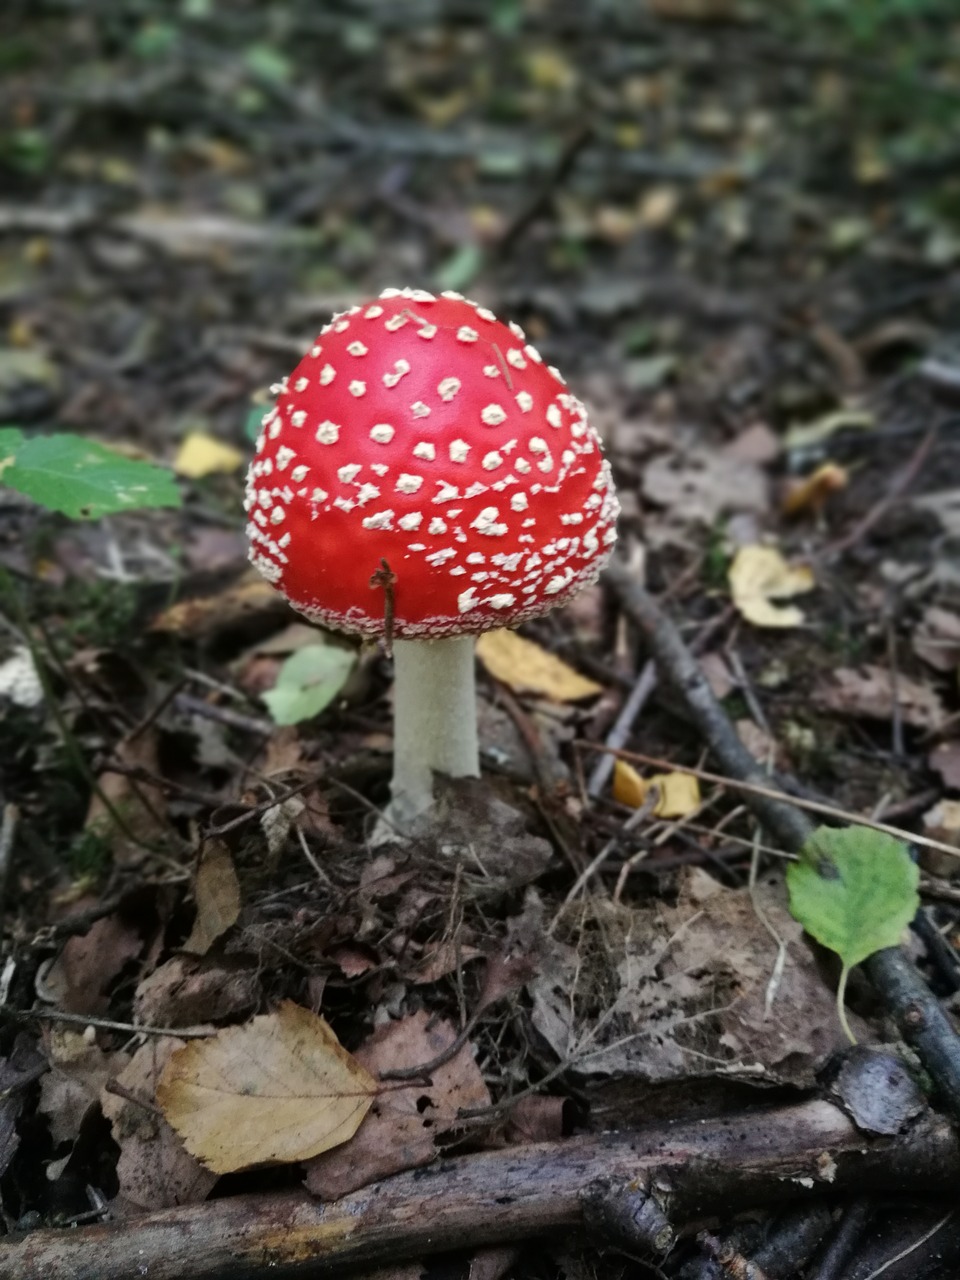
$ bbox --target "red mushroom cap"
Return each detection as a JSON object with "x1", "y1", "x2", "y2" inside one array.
[{"x1": 245, "y1": 288, "x2": 619, "y2": 638}]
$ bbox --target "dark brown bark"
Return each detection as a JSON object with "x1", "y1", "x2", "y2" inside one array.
[{"x1": 2, "y1": 1101, "x2": 956, "y2": 1280}]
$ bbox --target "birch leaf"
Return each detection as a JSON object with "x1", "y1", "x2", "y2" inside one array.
[
  {"x1": 729, "y1": 546, "x2": 815, "y2": 628},
  {"x1": 477, "y1": 628, "x2": 602, "y2": 701},
  {"x1": 157, "y1": 1001, "x2": 376, "y2": 1173}
]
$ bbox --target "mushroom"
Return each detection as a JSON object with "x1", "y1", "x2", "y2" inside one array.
[{"x1": 245, "y1": 287, "x2": 619, "y2": 827}]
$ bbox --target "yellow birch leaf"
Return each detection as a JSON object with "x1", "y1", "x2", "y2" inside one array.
[
  {"x1": 729, "y1": 546, "x2": 815, "y2": 629},
  {"x1": 613, "y1": 759, "x2": 647, "y2": 808},
  {"x1": 156, "y1": 1001, "x2": 376, "y2": 1173},
  {"x1": 613, "y1": 760, "x2": 701, "y2": 817},
  {"x1": 476, "y1": 629, "x2": 602, "y2": 702},
  {"x1": 174, "y1": 431, "x2": 245, "y2": 478}
]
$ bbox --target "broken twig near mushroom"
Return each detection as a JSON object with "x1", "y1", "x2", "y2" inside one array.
[{"x1": 245, "y1": 288, "x2": 619, "y2": 825}]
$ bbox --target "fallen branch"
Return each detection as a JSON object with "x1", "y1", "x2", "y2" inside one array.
[
  {"x1": 602, "y1": 558, "x2": 960, "y2": 1122},
  {"x1": 2, "y1": 1099, "x2": 956, "y2": 1280}
]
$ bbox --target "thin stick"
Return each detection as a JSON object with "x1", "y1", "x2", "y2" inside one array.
[
  {"x1": 577, "y1": 742, "x2": 960, "y2": 862},
  {"x1": 24, "y1": 1008, "x2": 215, "y2": 1039}
]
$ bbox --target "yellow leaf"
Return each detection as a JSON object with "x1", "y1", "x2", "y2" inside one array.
[
  {"x1": 156, "y1": 1001, "x2": 376, "y2": 1173},
  {"x1": 525, "y1": 47, "x2": 578, "y2": 92},
  {"x1": 174, "y1": 431, "x2": 244, "y2": 479},
  {"x1": 183, "y1": 840, "x2": 241, "y2": 956},
  {"x1": 781, "y1": 462, "x2": 848, "y2": 518},
  {"x1": 476, "y1": 629, "x2": 602, "y2": 702},
  {"x1": 613, "y1": 760, "x2": 701, "y2": 817},
  {"x1": 729, "y1": 546, "x2": 815, "y2": 629}
]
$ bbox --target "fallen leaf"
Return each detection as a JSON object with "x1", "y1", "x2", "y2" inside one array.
[
  {"x1": 183, "y1": 841, "x2": 241, "y2": 956},
  {"x1": 173, "y1": 431, "x2": 244, "y2": 479},
  {"x1": 0, "y1": 1036, "x2": 49, "y2": 1179},
  {"x1": 41, "y1": 909, "x2": 143, "y2": 1015},
  {"x1": 781, "y1": 463, "x2": 848, "y2": 518},
  {"x1": 157, "y1": 1001, "x2": 376, "y2": 1173},
  {"x1": 149, "y1": 570, "x2": 291, "y2": 642},
  {"x1": 476, "y1": 629, "x2": 602, "y2": 702},
  {"x1": 816, "y1": 665, "x2": 944, "y2": 730},
  {"x1": 304, "y1": 1010, "x2": 491, "y2": 1200},
  {"x1": 784, "y1": 408, "x2": 874, "y2": 454},
  {"x1": 913, "y1": 607, "x2": 960, "y2": 672},
  {"x1": 134, "y1": 954, "x2": 261, "y2": 1028},
  {"x1": 102, "y1": 1037, "x2": 218, "y2": 1213},
  {"x1": 529, "y1": 868, "x2": 857, "y2": 1086},
  {"x1": 261, "y1": 641, "x2": 356, "y2": 725},
  {"x1": 39, "y1": 1028, "x2": 130, "y2": 1147},
  {"x1": 84, "y1": 727, "x2": 169, "y2": 864},
  {"x1": 729, "y1": 546, "x2": 815, "y2": 628},
  {"x1": 643, "y1": 447, "x2": 769, "y2": 531},
  {"x1": 612, "y1": 760, "x2": 701, "y2": 817}
]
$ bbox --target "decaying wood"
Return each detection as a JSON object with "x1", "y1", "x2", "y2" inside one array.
[{"x1": 2, "y1": 1100, "x2": 956, "y2": 1280}]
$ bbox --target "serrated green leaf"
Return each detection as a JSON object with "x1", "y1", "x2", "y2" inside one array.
[
  {"x1": 262, "y1": 643, "x2": 355, "y2": 726},
  {"x1": 787, "y1": 825, "x2": 919, "y2": 970},
  {"x1": 0, "y1": 431, "x2": 180, "y2": 519}
]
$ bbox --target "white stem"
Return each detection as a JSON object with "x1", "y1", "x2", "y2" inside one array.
[{"x1": 388, "y1": 636, "x2": 479, "y2": 826}]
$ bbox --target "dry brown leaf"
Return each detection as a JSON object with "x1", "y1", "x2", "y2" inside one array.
[
  {"x1": 41, "y1": 909, "x2": 143, "y2": 1015},
  {"x1": 85, "y1": 728, "x2": 168, "y2": 864},
  {"x1": 729, "y1": 546, "x2": 815, "y2": 628},
  {"x1": 913, "y1": 607, "x2": 960, "y2": 673},
  {"x1": 643, "y1": 447, "x2": 769, "y2": 530},
  {"x1": 183, "y1": 841, "x2": 241, "y2": 956},
  {"x1": 39, "y1": 1029, "x2": 130, "y2": 1147},
  {"x1": 781, "y1": 463, "x2": 848, "y2": 518},
  {"x1": 102, "y1": 1036, "x2": 218, "y2": 1213},
  {"x1": 529, "y1": 867, "x2": 856, "y2": 1087},
  {"x1": 149, "y1": 570, "x2": 291, "y2": 643},
  {"x1": 613, "y1": 760, "x2": 701, "y2": 817},
  {"x1": 157, "y1": 1001, "x2": 376, "y2": 1174},
  {"x1": 816, "y1": 664, "x2": 944, "y2": 730},
  {"x1": 134, "y1": 954, "x2": 260, "y2": 1028},
  {"x1": 476, "y1": 629, "x2": 602, "y2": 702},
  {"x1": 304, "y1": 1010, "x2": 491, "y2": 1200},
  {"x1": 174, "y1": 431, "x2": 244, "y2": 479}
]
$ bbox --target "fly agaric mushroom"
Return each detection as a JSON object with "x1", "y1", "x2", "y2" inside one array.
[{"x1": 246, "y1": 287, "x2": 619, "y2": 826}]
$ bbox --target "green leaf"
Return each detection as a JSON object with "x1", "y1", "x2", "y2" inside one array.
[
  {"x1": 261, "y1": 643, "x2": 355, "y2": 726},
  {"x1": 787, "y1": 826, "x2": 919, "y2": 969},
  {"x1": 244, "y1": 403, "x2": 268, "y2": 443},
  {"x1": 787, "y1": 826, "x2": 919, "y2": 1042},
  {"x1": 435, "y1": 244, "x2": 486, "y2": 294},
  {"x1": 0, "y1": 429, "x2": 181, "y2": 519}
]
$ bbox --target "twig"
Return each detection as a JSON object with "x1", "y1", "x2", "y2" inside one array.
[
  {"x1": 0, "y1": 803, "x2": 19, "y2": 920},
  {"x1": 811, "y1": 1197, "x2": 873, "y2": 1280},
  {"x1": 819, "y1": 424, "x2": 938, "y2": 562},
  {"x1": 578, "y1": 744, "x2": 960, "y2": 863},
  {"x1": 19, "y1": 1009, "x2": 215, "y2": 1039},
  {"x1": 603, "y1": 558, "x2": 960, "y2": 1122},
  {"x1": 860, "y1": 1210, "x2": 955, "y2": 1280}
]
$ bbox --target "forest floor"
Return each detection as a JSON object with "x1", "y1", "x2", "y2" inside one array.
[{"x1": 2, "y1": 2, "x2": 960, "y2": 1278}]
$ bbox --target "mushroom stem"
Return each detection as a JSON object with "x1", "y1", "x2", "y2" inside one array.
[{"x1": 388, "y1": 636, "x2": 480, "y2": 826}]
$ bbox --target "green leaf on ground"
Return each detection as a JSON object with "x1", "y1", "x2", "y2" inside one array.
[
  {"x1": 787, "y1": 825, "x2": 919, "y2": 1042},
  {"x1": 0, "y1": 429, "x2": 181, "y2": 519},
  {"x1": 262, "y1": 643, "x2": 356, "y2": 726}
]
